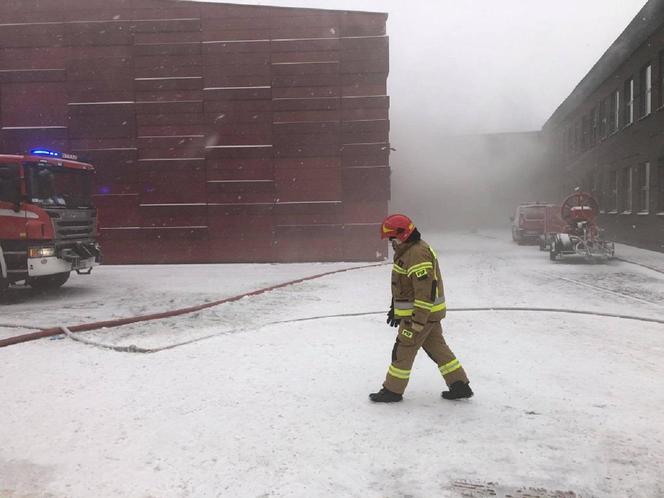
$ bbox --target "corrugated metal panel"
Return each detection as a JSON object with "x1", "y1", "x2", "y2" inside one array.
[{"x1": 0, "y1": 0, "x2": 390, "y2": 263}]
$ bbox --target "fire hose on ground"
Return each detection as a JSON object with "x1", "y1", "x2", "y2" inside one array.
[
  {"x1": 0, "y1": 263, "x2": 388, "y2": 349},
  {"x1": 1, "y1": 262, "x2": 663, "y2": 352},
  {"x1": 59, "y1": 307, "x2": 664, "y2": 354}
]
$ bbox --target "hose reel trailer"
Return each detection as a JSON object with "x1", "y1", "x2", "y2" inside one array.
[{"x1": 549, "y1": 191, "x2": 615, "y2": 262}]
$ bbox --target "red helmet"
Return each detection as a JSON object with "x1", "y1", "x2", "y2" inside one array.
[{"x1": 380, "y1": 214, "x2": 415, "y2": 241}]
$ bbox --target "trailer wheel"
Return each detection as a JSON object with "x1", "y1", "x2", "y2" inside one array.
[
  {"x1": 0, "y1": 275, "x2": 7, "y2": 297},
  {"x1": 549, "y1": 237, "x2": 559, "y2": 261},
  {"x1": 539, "y1": 236, "x2": 547, "y2": 251},
  {"x1": 28, "y1": 272, "x2": 71, "y2": 291}
]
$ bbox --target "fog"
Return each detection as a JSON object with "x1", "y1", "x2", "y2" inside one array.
[{"x1": 205, "y1": 0, "x2": 647, "y2": 230}]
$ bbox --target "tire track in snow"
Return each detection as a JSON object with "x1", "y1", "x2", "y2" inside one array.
[
  {"x1": 486, "y1": 247, "x2": 662, "y2": 308},
  {"x1": 472, "y1": 231, "x2": 664, "y2": 307},
  {"x1": 616, "y1": 257, "x2": 664, "y2": 276},
  {"x1": 540, "y1": 271, "x2": 662, "y2": 307}
]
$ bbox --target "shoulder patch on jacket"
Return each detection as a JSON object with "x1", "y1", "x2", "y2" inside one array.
[{"x1": 415, "y1": 268, "x2": 429, "y2": 279}]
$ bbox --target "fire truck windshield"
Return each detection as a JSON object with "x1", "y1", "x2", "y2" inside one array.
[{"x1": 25, "y1": 162, "x2": 93, "y2": 208}]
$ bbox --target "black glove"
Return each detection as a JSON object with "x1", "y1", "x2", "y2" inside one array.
[{"x1": 386, "y1": 302, "x2": 401, "y2": 328}]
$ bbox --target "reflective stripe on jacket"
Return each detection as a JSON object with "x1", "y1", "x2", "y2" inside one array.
[{"x1": 391, "y1": 239, "x2": 446, "y2": 326}]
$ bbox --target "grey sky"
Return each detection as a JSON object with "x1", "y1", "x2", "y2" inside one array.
[{"x1": 210, "y1": 0, "x2": 647, "y2": 134}]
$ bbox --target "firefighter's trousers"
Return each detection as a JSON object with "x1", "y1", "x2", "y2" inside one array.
[{"x1": 383, "y1": 320, "x2": 469, "y2": 395}]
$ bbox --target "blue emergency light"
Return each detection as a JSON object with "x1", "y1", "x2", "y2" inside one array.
[
  {"x1": 30, "y1": 149, "x2": 78, "y2": 160},
  {"x1": 31, "y1": 148, "x2": 62, "y2": 158}
]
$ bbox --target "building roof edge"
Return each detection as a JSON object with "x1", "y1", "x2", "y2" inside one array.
[
  {"x1": 543, "y1": 0, "x2": 664, "y2": 131},
  {"x1": 170, "y1": 0, "x2": 388, "y2": 17}
]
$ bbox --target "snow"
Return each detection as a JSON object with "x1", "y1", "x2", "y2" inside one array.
[
  {"x1": 614, "y1": 242, "x2": 664, "y2": 273},
  {"x1": 1, "y1": 230, "x2": 663, "y2": 497}
]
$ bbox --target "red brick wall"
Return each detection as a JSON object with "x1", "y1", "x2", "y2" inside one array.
[{"x1": 0, "y1": 0, "x2": 390, "y2": 263}]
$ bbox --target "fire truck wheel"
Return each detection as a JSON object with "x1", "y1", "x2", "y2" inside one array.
[{"x1": 28, "y1": 272, "x2": 71, "y2": 291}]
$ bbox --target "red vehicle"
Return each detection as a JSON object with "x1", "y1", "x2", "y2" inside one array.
[
  {"x1": 0, "y1": 149, "x2": 101, "y2": 293},
  {"x1": 511, "y1": 202, "x2": 559, "y2": 244}
]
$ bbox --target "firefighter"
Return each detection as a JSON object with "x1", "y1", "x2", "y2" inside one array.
[{"x1": 369, "y1": 214, "x2": 473, "y2": 403}]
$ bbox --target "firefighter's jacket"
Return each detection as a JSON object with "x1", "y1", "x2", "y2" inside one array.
[{"x1": 391, "y1": 239, "x2": 446, "y2": 331}]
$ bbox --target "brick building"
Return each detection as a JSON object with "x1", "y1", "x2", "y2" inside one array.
[
  {"x1": 542, "y1": 0, "x2": 664, "y2": 251},
  {"x1": 0, "y1": 0, "x2": 390, "y2": 263}
]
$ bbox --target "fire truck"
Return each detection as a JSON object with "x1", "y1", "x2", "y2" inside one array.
[{"x1": 0, "y1": 149, "x2": 101, "y2": 293}]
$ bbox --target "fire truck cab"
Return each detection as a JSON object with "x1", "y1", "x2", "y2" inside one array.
[{"x1": 0, "y1": 149, "x2": 101, "y2": 292}]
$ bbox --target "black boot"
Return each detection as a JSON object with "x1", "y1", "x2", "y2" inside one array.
[
  {"x1": 442, "y1": 381, "x2": 473, "y2": 400},
  {"x1": 369, "y1": 388, "x2": 403, "y2": 403}
]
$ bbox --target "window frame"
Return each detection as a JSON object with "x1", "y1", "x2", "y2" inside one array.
[
  {"x1": 608, "y1": 170, "x2": 619, "y2": 214},
  {"x1": 639, "y1": 64, "x2": 652, "y2": 118},
  {"x1": 657, "y1": 158, "x2": 664, "y2": 214},
  {"x1": 611, "y1": 90, "x2": 620, "y2": 133},
  {"x1": 659, "y1": 50, "x2": 664, "y2": 109},
  {"x1": 593, "y1": 168, "x2": 604, "y2": 213},
  {"x1": 590, "y1": 107, "x2": 599, "y2": 145},
  {"x1": 637, "y1": 162, "x2": 650, "y2": 214},
  {"x1": 622, "y1": 166, "x2": 633, "y2": 214},
  {"x1": 599, "y1": 98, "x2": 607, "y2": 139},
  {"x1": 624, "y1": 77, "x2": 634, "y2": 126},
  {"x1": 582, "y1": 115, "x2": 590, "y2": 149}
]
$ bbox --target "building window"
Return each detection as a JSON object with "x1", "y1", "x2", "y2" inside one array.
[
  {"x1": 622, "y1": 166, "x2": 633, "y2": 213},
  {"x1": 660, "y1": 51, "x2": 664, "y2": 109},
  {"x1": 582, "y1": 115, "x2": 590, "y2": 149},
  {"x1": 609, "y1": 90, "x2": 619, "y2": 133},
  {"x1": 599, "y1": 98, "x2": 607, "y2": 138},
  {"x1": 574, "y1": 121, "x2": 581, "y2": 152},
  {"x1": 608, "y1": 170, "x2": 618, "y2": 213},
  {"x1": 593, "y1": 169, "x2": 603, "y2": 212},
  {"x1": 639, "y1": 64, "x2": 652, "y2": 117},
  {"x1": 624, "y1": 77, "x2": 634, "y2": 125},
  {"x1": 590, "y1": 107, "x2": 598, "y2": 145},
  {"x1": 637, "y1": 162, "x2": 650, "y2": 213},
  {"x1": 658, "y1": 158, "x2": 664, "y2": 213}
]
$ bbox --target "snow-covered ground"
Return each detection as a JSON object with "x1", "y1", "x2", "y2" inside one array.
[{"x1": 1, "y1": 230, "x2": 663, "y2": 498}]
